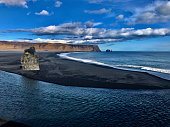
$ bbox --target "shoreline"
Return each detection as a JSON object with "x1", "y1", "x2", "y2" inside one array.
[
  {"x1": 58, "y1": 52, "x2": 170, "y2": 81},
  {"x1": 0, "y1": 52, "x2": 170, "y2": 89}
]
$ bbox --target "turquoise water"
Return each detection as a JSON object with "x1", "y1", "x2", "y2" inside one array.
[
  {"x1": 0, "y1": 71, "x2": 170, "y2": 127},
  {"x1": 59, "y1": 51, "x2": 170, "y2": 80}
]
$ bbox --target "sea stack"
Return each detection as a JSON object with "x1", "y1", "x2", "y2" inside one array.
[
  {"x1": 106, "y1": 49, "x2": 112, "y2": 52},
  {"x1": 21, "y1": 47, "x2": 40, "y2": 70}
]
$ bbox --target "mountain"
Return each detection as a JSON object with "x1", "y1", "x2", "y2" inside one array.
[{"x1": 0, "y1": 41, "x2": 101, "y2": 52}]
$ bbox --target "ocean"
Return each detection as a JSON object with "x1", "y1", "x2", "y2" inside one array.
[
  {"x1": 59, "y1": 51, "x2": 170, "y2": 80},
  {"x1": 0, "y1": 71, "x2": 170, "y2": 127}
]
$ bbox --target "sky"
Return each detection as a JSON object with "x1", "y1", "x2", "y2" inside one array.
[{"x1": 0, "y1": 0, "x2": 170, "y2": 51}]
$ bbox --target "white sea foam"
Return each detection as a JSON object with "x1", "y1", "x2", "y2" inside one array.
[
  {"x1": 58, "y1": 53, "x2": 170, "y2": 74},
  {"x1": 58, "y1": 53, "x2": 110, "y2": 66},
  {"x1": 114, "y1": 65, "x2": 170, "y2": 74}
]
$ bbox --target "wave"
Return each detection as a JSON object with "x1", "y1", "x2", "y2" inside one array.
[
  {"x1": 114, "y1": 65, "x2": 170, "y2": 74},
  {"x1": 58, "y1": 53, "x2": 110, "y2": 66},
  {"x1": 58, "y1": 53, "x2": 170, "y2": 74}
]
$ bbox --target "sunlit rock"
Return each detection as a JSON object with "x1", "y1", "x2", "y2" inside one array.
[{"x1": 21, "y1": 47, "x2": 40, "y2": 70}]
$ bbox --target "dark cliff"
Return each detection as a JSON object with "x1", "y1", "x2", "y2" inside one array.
[{"x1": 0, "y1": 41, "x2": 101, "y2": 52}]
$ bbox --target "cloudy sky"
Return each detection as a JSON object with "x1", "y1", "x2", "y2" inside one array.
[{"x1": 0, "y1": 0, "x2": 170, "y2": 51}]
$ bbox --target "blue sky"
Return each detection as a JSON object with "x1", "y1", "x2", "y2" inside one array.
[{"x1": 0, "y1": 0, "x2": 170, "y2": 51}]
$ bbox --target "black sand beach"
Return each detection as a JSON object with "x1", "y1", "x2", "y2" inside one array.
[{"x1": 0, "y1": 52, "x2": 170, "y2": 89}]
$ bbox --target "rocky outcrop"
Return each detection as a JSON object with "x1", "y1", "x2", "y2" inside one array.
[
  {"x1": 106, "y1": 49, "x2": 112, "y2": 52},
  {"x1": 21, "y1": 47, "x2": 40, "y2": 70},
  {"x1": 0, "y1": 41, "x2": 101, "y2": 52}
]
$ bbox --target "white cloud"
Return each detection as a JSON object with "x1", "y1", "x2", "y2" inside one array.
[
  {"x1": 16, "y1": 38, "x2": 69, "y2": 43},
  {"x1": 156, "y1": 1, "x2": 170, "y2": 16},
  {"x1": 35, "y1": 10, "x2": 50, "y2": 16},
  {"x1": 0, "y1": 0, "x2": 29, "y2": 8},
  {"x1": 88, "y1": 0, "x2": 132, "y2": 4},
  {"x1": 0, "y1": 0, "x2": 36, "y2": 8},
  {"x1": 88, "y1": 0, "x2": 103, "y2": 3},
  {"x1": 116, "y1": 14, "x2": 124, "y2": 20},
  {"x1": 84, "y1": 8, "x2": 111, "y2": 14},
  {"x1": 3, "y1": 22, "x2": 170, "y2": 44},
  {"x1": 126, "y1": 1, "x2": 170, "y2": 24},
  {"x1": 55, "y1": 1, "x2": 62, "y2": 7},
  {"x1": 27, "y1": 12, "x2": 31, "y2": 15},
  {"x1": 85, "y1": 21, "x2": 94, "y2": 28},
  {"x1": 85, "y1": 21, "x2": 102, "y2": 28},
  {"x1": 93, "y1": 22, "x2": 102, "y2": 27}
]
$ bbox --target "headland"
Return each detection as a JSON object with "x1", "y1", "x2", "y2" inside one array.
[{"x1": 0, "y1": 41, "x2": 100, "y2": 52}]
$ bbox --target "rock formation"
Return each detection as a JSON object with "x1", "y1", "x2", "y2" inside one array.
[
  {"x1": 21, "y1": 47, "x2": 40, "y2": 70},
  {"x1": 0, "y1": 41, "x2": 101, "y2": 52},
  {"x1": 106, "y1": 49, "x2": 112, "y2": 52}
]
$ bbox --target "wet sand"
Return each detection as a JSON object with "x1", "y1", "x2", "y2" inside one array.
[{"x1": 0, "y1": 52, "x2": 170, "y2": 89}]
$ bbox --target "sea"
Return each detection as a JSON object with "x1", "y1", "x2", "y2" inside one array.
[
  {"x1": 0, "y1": 51, "x2": 170, "y2": 127},
  {"x1": 59, "y1": 51, "x2": 170, "y2": 80}
]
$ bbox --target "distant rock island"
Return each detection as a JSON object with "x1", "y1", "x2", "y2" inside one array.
[
  {"x1": 106, "y1": 49, "x2": 112, "y2": 52},
  {"x1": 0, "y1": 41, "x2": 101, "y2": 52},
  {"x1": 21, "y1": 47, "x2": 40, "y2": 71}
]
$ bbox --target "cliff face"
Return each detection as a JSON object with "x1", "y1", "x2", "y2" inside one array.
[{"x1": 0, "y1": 41, "x2": 101, "y2": 52}]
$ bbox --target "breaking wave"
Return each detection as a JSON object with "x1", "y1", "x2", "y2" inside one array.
[
  {"x1": 58, "y1": 53, "x2": 110, "y2": 66},
  {"x1": 114, "y1": 65, "x2": 170, "y2": 74},
  {"x1": 58, "y1": 53, "x2": 170, "y2": 74}
]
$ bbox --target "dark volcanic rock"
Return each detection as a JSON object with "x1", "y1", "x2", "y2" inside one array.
[
  {"x1": 24, "y1": 47, "x2": 36, "y2": 55},
  {"x1": 106, "y1": 49, "x2": 112, "y2": 52},
  {"x1": 21, "y1": 47, "x2": 40, "y2": 70}
]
